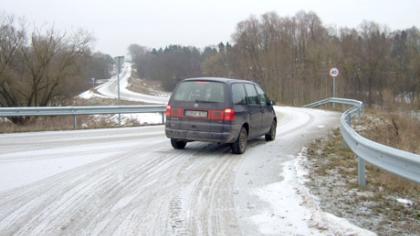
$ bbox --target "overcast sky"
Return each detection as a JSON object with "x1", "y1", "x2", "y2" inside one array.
[{"x1": 2, "y1": 0, "x2": 419, "y2": 56}]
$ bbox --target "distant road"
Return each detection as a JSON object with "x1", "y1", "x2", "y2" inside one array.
[{"x1": 80, "y1": 62, "x2": 169, "y2": 104}]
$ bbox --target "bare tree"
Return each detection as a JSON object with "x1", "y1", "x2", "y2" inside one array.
[
  {"x1": 0, "y1": 14, "x2": 92, "y2": 123},
  {"x1": 0, "y1": 15, "x2": 25, "y2": 107}
]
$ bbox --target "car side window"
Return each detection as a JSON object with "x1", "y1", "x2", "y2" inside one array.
[
  {"x1": 255, "y1": 85, "x2": 267, "y2": 105},
  {"x1": 244, "y1": 84, "x2": 258, "y2": 105},
  {"x1": 232, "y1": 83, "x2": 246, "y2": 105}
]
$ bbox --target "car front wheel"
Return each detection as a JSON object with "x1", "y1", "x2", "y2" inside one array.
[
  {"x1": 171, "y1": 139, "x2": 187, "y2": 149},
  {"x1": 232, "y1": 127, "x2": 248, "y2": 154}
]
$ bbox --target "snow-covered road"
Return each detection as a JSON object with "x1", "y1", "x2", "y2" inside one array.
[
  {"x1": 0, "y1": 107, "x2": 374, "y2": 235},
  {"x1": 80, "y1": 63, "x2": 169, "y2": 104}
]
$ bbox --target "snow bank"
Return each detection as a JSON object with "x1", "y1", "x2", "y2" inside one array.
[
  {"x1": 107, "y1": 113, "x2": 164, "y2": 125},
  {"x1": 250, "y1": 148, "x2": 376, "y2": 236},
  {"x1": 78, "y1": 90, "x2": 107, "y2": 99}
]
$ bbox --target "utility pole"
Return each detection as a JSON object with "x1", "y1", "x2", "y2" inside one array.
[{"x1": 114, "y1": 56, "x2": 124, "y2": 125}]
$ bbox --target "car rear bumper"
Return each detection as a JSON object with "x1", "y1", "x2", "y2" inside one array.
[{"x1": 165, "y1": 128, "x2": 237, "y2": 143}]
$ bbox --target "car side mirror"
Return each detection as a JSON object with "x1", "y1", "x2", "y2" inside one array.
[{"x1": 267, "y1": 100, "x2": 275, "y2": 106}]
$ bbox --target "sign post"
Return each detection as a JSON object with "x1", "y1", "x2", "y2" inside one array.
[
  {"x1": 114, "y1": 56, "x2": 125, "y2": 125},
  {"x1": 329, "y1": 67, "x2": 339, "y2": 108},
  {"x1": 91, "y1": 77, "x2": 96, "y2": 89}
]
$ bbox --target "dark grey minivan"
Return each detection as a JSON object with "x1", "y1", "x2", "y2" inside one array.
[{"x1": 165, "y1": 77, "x2": 277, "y2": 154}]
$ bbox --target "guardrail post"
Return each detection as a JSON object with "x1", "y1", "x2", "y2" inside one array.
[
  {"x1": 73, "y1": 115, "x2": 77, "y2": 129},
  {"x1": 358, "y1": 156, "x2": 366, "y2": 187}
]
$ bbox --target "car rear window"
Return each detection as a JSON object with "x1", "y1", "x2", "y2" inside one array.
[{"x1": 173, "y1": 81, "x2": 225, "y2": 103}]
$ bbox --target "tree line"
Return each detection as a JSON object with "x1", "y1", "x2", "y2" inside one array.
[
  {"x1": 2, "y1": 11, "x2": 419, "y2": 111},
  {"x1": 129, "y1": 11, "x2": 420, "y2": 108},
  {"x1": 0, "y1": 14, "x2": 114, "y2": 120}
]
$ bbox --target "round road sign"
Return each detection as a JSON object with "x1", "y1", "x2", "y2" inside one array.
[{"x1": 329, "y1": 67, "x2": 339, "y2": 77}]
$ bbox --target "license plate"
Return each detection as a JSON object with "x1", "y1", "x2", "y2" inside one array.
[{"x1": 185, "y1": 110, "x2": 207, "y2": 118}]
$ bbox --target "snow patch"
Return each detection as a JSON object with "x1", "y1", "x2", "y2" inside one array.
[
  {"x1": 250, "y1": 148, "x2": 376, "y2": 236},
  {"x1": 108, "y1": 113, "x2": 163, "y2": 125},
  {"x1": 78, "y1": 90, "x2": 107, "y2": 100},
  {"x1": 396, "y1": 198, "x2": 414, "y2": 207},
  {"x1": 86, "y1": 113, "x2": 163, "y2": 126}
]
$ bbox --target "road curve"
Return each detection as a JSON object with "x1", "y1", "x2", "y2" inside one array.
[
  {"x1": 0, "y1": 107, "x2": 340, "y2": 235},
  {"x1": 95, "y1": 63, "x2": 169, "y2": 104}
]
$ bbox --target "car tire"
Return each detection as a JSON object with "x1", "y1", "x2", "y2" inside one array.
[
  {"x1": 171, "y1": 139, "x2": 187, "y2": 149},
  {"x1": 232, "y1": 127, "x2": 248, "y2": 154},
  {"x1": 265, "y1": 120, "x2": 277, "y2": 141}
]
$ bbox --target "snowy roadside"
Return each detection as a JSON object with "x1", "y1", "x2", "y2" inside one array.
[
  {"x1": 303, "y1": 130, "x2": 420, "y2": 235},
  {"x1": 249, "y1": 147, "x2": 376, "y2": 236},
  {"x1": 89, "y1": 113, "x2": 163, "y2": 126},
  {"x1": 78, "y1": 89, "x2": 108, "y2": 100}
]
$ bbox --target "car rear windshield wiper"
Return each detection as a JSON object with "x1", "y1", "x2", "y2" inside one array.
[{"x1": 194, "y1": 100, "x2": 219, "y2": 103}]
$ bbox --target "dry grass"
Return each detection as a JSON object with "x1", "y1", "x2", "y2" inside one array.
[
  {"x1": 0, "y1": 114, "x2": 152, "y2": 134},
  {"x1": 0, "y1": 116, "x2": 85, "y2": 133},
  {"x1": 72, "y1": 96, "x2": 146, "y2": 106},
  {"x1": 349, "y1": 109, "x2": 420, "y2": 195},
  {"x1": 0, "y1": 97, "x2": 148, "y2": 134},
  {"x1": 127, "y1": 77, "x2": 167, "y2": 96},
  {"x1": 354, "y1": 109, "x2": 420, "y2": 154}
]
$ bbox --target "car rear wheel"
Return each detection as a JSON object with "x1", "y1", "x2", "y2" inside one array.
[
  {"x1": 171, "y1": 139, "x2": 187, "y2": 149},
  {"x1": 265, "y1": 120, "x2": 277, "y2": 141},
  {"x1": 232, "y1": 127, "x2": 248, "y2": 154}
]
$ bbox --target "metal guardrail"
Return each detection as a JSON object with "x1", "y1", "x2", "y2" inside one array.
[
  {"x1": 0, "y1": 105, "x2": 166, "y2": 129},
  {"x1": 305, "y1": 97, "x2": 420, "y2": 186}
]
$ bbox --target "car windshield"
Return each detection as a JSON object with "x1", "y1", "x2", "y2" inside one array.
[{"x1": 173, "y1": 81, "x2": 225, "y2": 103}]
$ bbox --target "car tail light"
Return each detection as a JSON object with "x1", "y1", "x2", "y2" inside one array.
[
  {"x1": 223, "y1": 108, "x2": 235, "y2": 121},
  {"x1": 165, "y1": 105, "x2": 172, "y2": 117},
  {"x1": 166, "y1": 105, "x2": 184, "y2": 118},
  {"x1": 208, "y1": 108, "x2": 235, "y2": 121}
]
